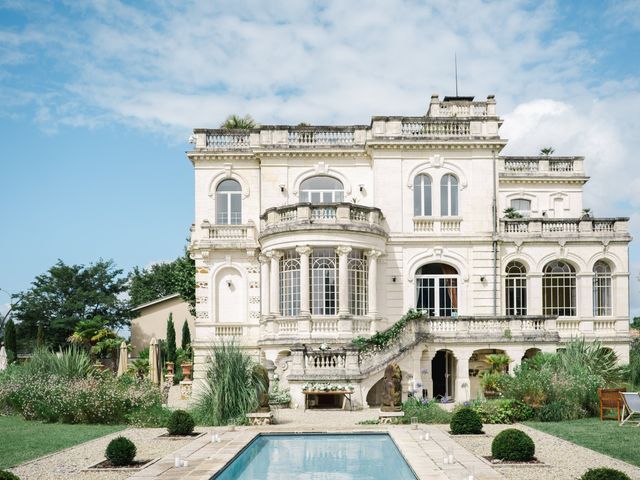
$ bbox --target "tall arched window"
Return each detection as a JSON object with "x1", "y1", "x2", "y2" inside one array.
[
  {"x1": 413, "y1": 174, "x2": 432, "y2": 216},
  {"x1": 593, "y1": 260, "x2": 612, "y2": 316},
  {"x1": 310, "y1": 248, "x2": 338, "y2": 315},
  {"x1": 348, "y1": 250, "x2": 368, "y2": 316},
  {"x1": 415, "y1": 263, "x2": 458, "y2": 317},
  {"x1": 216, "y1": 179, "x2": 242, "y2": 224},
  {"x1": 300, "y1": 176, "x2": 344, "y2": 203},
  {"x1": 505, "y1": 261, "x2": 527, "y2": 315},
  {"x1": 543, "y1": 260, "x2": 576, "y2": 316},
  {"x1": 440, "y1": 174, "x2": 458, "y2": 216},
  {"x1": 280, "y1": 250, "x2": 300, "y2": 316}
]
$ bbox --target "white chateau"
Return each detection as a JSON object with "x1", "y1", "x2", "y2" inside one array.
[{"x1": 187, "y1": 95, "x2": 631, "y2": 408}]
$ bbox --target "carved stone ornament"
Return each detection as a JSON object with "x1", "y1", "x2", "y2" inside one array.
[{"x1": 381, "y1": 363, "x2": 403, "y2": 412}]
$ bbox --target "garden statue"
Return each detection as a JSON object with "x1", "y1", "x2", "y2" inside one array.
[
  {"x1": 253, "y1": 364, "x2": 271, "y2": 412},
  {"x1": 381, "y1": 363, "x2": 402, "y2": 412}
]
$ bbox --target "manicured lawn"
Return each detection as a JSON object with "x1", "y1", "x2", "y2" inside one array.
[
  {"x1": 525, "y1": 417, "x2": 640, "y2": 467},
  {"x1": 0, "y1": 416, "x2": 125, "y2": 469}
]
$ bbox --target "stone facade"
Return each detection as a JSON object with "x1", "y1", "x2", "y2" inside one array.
[{"x1": 187, "y1": 94, "x2": 631, "y2": 407}]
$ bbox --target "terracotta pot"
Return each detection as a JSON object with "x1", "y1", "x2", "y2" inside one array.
[
  {"x1": 181, "y1": 362, "x2": 193, "y2": 381},
  {"x1": 166, "y1": 362, "x2": 174, "y2": 375}
]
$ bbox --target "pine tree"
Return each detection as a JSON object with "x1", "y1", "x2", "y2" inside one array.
[
  {"x1": 181, "y1": 320, "x2": 192, "y2": 358},
  {"x1": 36, "y1": 324, "x2": 45, "y2": 348},
  {"x1": 166, "y1": 313, "x2": 176, "y2": 364},
  {"x1": 4, "y1": 318, "x2": 17, "y2": 364}
]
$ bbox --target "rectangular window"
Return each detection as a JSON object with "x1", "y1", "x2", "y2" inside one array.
[
  {"x1": 593, "y1": 275, "x2": 612, "y2": 316},
  {"x1": 348, "y1": 251, "x2": 368, "y2": 316},
  {"x1": 506, "y1": 277, "x2": 527, "y2": 315}
]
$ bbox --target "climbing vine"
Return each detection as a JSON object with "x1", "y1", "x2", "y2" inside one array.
[{"x1": 352, "y1": 309, "x2": 424, "y2": 353}]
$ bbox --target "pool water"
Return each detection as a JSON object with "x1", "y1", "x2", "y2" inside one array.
[{"x1": 212, "y1": 433, "x2": 417, "y2": 479}]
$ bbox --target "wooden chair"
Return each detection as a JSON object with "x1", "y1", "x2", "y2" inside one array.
[
  {"x1": 620, "y1": 392, "x2": 640, "y2": 426},
  {"x1": 598, "y1": 387, "x2": 625, "y2": 421}
]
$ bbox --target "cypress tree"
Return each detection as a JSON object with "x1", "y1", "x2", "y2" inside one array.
[
  {"x1": 181, "y1": 320, "x2": 191, "y2": 357},
  {"x1": 36, "y1": 324, "x2": 45, "y2": 348},
  {"x1": 166, "y1": 313, "x2": 176, "y2": 364},
  {"x1": 4, "y1": 318, "x2": 17, "y2": 364}
]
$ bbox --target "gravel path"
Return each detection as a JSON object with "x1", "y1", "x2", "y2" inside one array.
[
  {"x1": 446, "y1": 423, "x2": 640, "y2": 480},
  {"x1": 8, "y1": 428, "x2": 193, "y2": 480}
]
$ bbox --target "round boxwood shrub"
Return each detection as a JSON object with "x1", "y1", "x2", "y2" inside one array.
[
  {"x1": 580, "y1": 468, "x2": 631, "y2": 480},
  {"x1": 0, "y1": 471, "x2": 20, "y2": 480},
  {"x1": 450, "y1": 407, "x2": 483, "y2": 434},
  {"x1": 105, "y1": 436, "x2": 136, "y2": 466},
  {"x1": 167, "y1": 409, "x2": 195, "y2": 436},
  {"x1": 491, "y1": 428, "x2": 535, "y2": 461}
]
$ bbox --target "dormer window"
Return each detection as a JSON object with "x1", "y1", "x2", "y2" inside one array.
[{"x1": 300, "y1": 176, "x2": 344, "y2": 203}]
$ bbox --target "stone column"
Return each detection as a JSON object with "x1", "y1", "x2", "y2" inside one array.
[
  {"x1": 296, "y1": 246, "x2": 312, "y2": 315},
  {"x1": 259, "y1": 254, "x2": 270, "y2": 316},
  {"x1": 528, "y1": 273, "x2": 543, "y2": 315},
  {"x1": 336, "y1": 246, "x2": 352, "y2": 315},
  {"x1": 423, "y1": 350, "x2": 436, "y2": 400},
  {"x1": 367, "y1": 250, "x2": 381, "y2": 318},
  {"x1": 454, "y1": 349, "x2": 472, "y2": 403},
  {"x1": 268, "y1": 251, "x2": 282, "y2": 315}
]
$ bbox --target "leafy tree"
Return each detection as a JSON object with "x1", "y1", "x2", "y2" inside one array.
[
  {"x1": 129, "y1": 249, "x2": 195, "y2": 315},
  {"x1": 166, "y1": 313, "x2": 177, "y2": 364},
  {"x1": 181, "y1": 320, "x2": 192, "y2": 356},
  {"x1": 12, "y1": 259, "x2": 129, "y2": 348},
  {"x1": 36, "y1": 324, "x2": 45, "y2": 348},
  {"x1": 631, "y1": 317, "x2": 640, "y2": 330},
  {"x1": 4, "y1": 318, "x2": 17, "y2": 363},
  {"x1": 220, "y1": 114, "x2": 257, "y2": 129},
  {"x1": 539, "y1": 146, "x2": 555, "y2": 155}
]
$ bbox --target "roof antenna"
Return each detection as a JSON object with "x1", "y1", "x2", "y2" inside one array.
[{"x1": 454, "y1": 52, "x2": 459, "y2": 97}]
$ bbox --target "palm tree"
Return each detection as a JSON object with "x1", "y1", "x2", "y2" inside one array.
[
  {"x1": 220, "y1": 114, "x2": 257, "y2": 129},
  {"x1": 539, "y1": 146, "x2": 555, "y2": 156}
]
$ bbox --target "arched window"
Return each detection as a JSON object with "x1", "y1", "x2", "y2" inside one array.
[
  {"x1": 413, "y1": 174, "x2": 432, "y2": 216},
  {"x1": 593, "y1": 260, "x2": 612, "y2": 316},
  {"x1": 280, "y1": 250, "x2": 300, "y2": 316},
  {"x1": 348, "y1": 250, "x2": 368, "y2": 315},
  {"x1": 300, "y1": 176, "x2": 344, "y2": 203},
  {"x1": 505, "y1": 261, "x2": 527, "y2": 315},
  {"x1": 543, "y1": 260, "x2": 576, "y2": 316},
  {"x1": 310, "y1": 248, "x2": 338, "y2": 315},
  {"x1": 415, "y1": 263, "x2": 458, "y2": 317},
  {"x1": 216, "y1": 179, "x2": 242, "y2": 224},
  {"x1": 510, "y1": 198, "x2": 531, "y2": 216},
  {"x1": 440, "y1": 174, "x2": 458, "y2": 216}
]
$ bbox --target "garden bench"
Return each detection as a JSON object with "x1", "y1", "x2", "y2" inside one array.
[
  {"x1": 598, "y1": 387, "x2": 625, "y2": 421},
  {"x1": 619, "y1": 392, "x2": 640, "y2": 426}
]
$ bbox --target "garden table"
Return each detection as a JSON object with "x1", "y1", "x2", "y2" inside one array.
[{"x1": 303, "y1": 390, "x2": 354, "y2": 411}]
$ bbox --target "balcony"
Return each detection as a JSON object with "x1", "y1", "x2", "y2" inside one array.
[
  {"x1": 192, "y1": 220, "x2": 259, "y2": 249},
  {"x1": 499, "y1": 156, "x2": 587, "y2": 180},
  {"x1": 259, "y1": 316, "x2": 374, "y2": 345},
  {"x1": 260, "y1": 202, "x2": 386, "y2": 239},
  {"x1": 413, "y1": 217, "x2": 462, "y2": 233},
  {"x1": 500, "y1": 218, "x2": 630, "y2": 240}
]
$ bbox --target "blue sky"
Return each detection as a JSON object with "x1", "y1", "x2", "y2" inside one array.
[{"x1": 1, "y1": 0, "x2": 639, "y2": 314}]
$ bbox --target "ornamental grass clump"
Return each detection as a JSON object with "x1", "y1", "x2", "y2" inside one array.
[
  {"x1": 167, "y1": 410, "x2": 195, "y2": 436},
  {"x1": 491, "y1": 428, "x2": 535, "y2": 462},
  {"x1": 450, "y1": 406, "x2": 483, "y2": 434},
  {"x1": 193, "y1": 340, "x2": 266, "y2": 426},
  {"x1": 400, "y1": 398, "x2": 452, "y2": 424},
  {"x1": 580, "y1": 468, "x2": 631, "y2": 480},
  {"x1": 105, "y1": 436, "x2": 136, "y2": 466},
  {"x1": 0, "y1": 471, "x2": 20, "y2": 480}
]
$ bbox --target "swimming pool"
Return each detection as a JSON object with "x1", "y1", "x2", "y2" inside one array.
[{"x1": 212, "y1": 433, "x2": 417, "y2": 479}]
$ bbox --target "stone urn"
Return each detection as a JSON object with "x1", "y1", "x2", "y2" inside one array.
[
  {"x1": 181, "y1": 362, "x2": 193, "y2": 381},
  {"x1": 166, "y1": 361, "x2": 174, "y2": 375},
  {"x1": 381, "y1": 363, "x2": 403, "y2": 412}
]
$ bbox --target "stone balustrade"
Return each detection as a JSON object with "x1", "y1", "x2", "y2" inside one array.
[
  {"x1": 193, "y1": 220, "x2": 258, "y2": 249},
  {"x1": 500, "y1": 218, "x2": 629, "y2": 238},
  {"x1": 259, "y1": 316, "x2": 374, "y2": 344},
  {"x1": 500, "y1": 156, "x2": 584, "y2": 175},
  {"x1": 260, "y1": 202, "x2": 386, "y2": 238}
]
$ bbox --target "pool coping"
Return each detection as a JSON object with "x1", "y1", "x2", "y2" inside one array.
[{"x1": 127, "y1": 426, "x2": 505, "y2": 480}]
